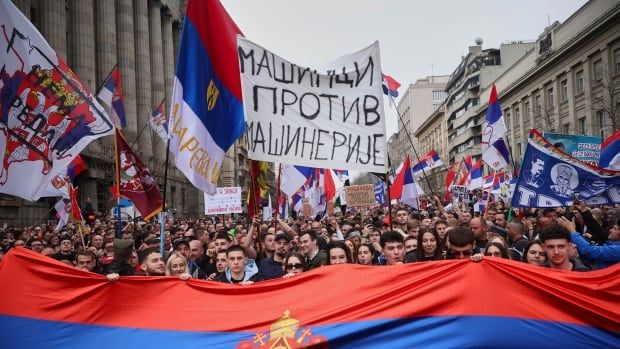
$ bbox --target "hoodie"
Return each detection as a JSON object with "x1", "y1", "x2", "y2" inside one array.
[{"x1": 217, "y1": 258, "x2": 261, "y2": 283}]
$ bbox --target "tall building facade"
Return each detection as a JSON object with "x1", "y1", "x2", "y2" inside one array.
[
  {"x1": 2, "y1": 0, "x2": 202, "y2": 224},
  {"x1": 392, "y1": 76, "x2": 449, "y2": 164},
  {"x1": 475, "y1": 0, "x2": 620, "y2": 163},
  {"x1": 414, "y1": 104, "x2": 447, "y2": 194},
  {"x1": 444, "y1": 41, "x2": 535, "y2": 165}
]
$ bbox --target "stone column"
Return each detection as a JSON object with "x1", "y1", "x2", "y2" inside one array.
[
  {"x1": 149, "y1": 0, "x2": 166, "y2": 166},
  {"x1": 172, "y1": 22, "x2": 183, "y2": 66},
  {"x1": 162, "y1": 10, "x2": 175, "y2": 117},
  {"x1": 95, "y1": 0, "x2": 116, "y2": 91},
  {"x1": 69, "y1": 0, "x2": 96, "y2": 91},
  {"x1": 40, "y1": 0, "x2": 67, "y2": 59},
  {"x1": 93, "y1": 0, "x2": 117, "y2": 152},
  {"x1": 134, "y1": 0, "x2": 153, "y2": 160},
  {"x1": 116, "y1": 0, "x2": 138, "y2": 138},
  {"x1": 12, "y1": 0, "x2": 31, "y2": 19}
]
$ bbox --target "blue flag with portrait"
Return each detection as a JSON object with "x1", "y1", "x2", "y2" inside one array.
[{"x1": 511, "y1": 130, "x2": 620, "y2": 208}]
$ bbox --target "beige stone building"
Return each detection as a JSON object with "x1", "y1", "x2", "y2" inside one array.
[
  {"x1": 413, "y1": 104, "x2": 448, "y2": 194},
  {"x1": 392, "y1": 75, "x2": 449, "y2": 164},
  {"x1": 474, "y1": 0, "x2": 620, "y2": 165},
  {"x1": 1, "y1": 0, "x2": 265, "y2": 224}
]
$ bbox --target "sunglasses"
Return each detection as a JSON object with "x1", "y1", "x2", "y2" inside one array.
[
  {"x1": 285, "y1": 263, "x2": 304, "y2": 270},
  {"x1": 450, "y1": 249, "x2": 473, "y2": 257}
]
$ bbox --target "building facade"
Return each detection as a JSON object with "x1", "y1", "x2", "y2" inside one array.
[
  {"x1": 474, "y1": 0, "x2": 620, "y2": 165},
  {"x1": 2, "y1": 0, "x2": 266, "y2": 224},
  {"x1": 413, "y1": 104, "x2": 448, "y2": 194},
  {"x1": 392, "y1": 76, "x2": 449, "y2": 164},
  {"x1": 445, "y1": 41, "x2": 536, "y2": 165}
]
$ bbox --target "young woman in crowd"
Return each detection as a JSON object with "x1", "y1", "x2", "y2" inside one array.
[
  {"x1": 282, "y1": 252, "x2": 306, "y2": 278},
  {"x1": 327, "y1": 241, "x2": 353, "y2": 265},
  {"x1": 484, "y1": 241, "x2": 510, "y2": 259},
  {"x1": 413, "y1": 227, "x2": 443, "y2": 262},
  {"x1": 522, "y1": 240, "x2": 547, "y2": 267},
  {"x1": 356, "y1": 243, "x2": 376, "y2": 265}
]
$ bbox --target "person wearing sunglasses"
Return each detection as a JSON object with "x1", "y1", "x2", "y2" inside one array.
[
  {"x1": 447, "y1": 227, "x2": 476, "y2": 260},
  {"x1": 282, "y1": 252, "x2": 306, "y2": 279}
]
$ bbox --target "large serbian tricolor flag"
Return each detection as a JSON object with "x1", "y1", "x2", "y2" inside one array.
[{"x1": 0, "y1": 248, "x2": 618, "y2": 348}]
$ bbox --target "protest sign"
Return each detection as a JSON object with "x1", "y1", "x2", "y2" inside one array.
[
  {"x1": 344, "y1": 184, "x2": 375, "y2": 207},
  {"x1": 451, "y1": 185, "x2": 469, "y2": 205},
  {"x1": 204, "y1": 187, "x2": 242, "y2": 215},
  {"x1": 543, "y1": 132, "x2": 601, "y2": 166},
  {"x1": 237, "y1": 37, "x2": 387, "y2": 173}
]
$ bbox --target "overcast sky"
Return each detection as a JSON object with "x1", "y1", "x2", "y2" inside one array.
[{"x1": 222, "y1": 0, "x2": 587, "y2": 137}]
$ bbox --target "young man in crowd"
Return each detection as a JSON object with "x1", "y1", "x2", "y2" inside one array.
[
  {"x1": 216, "y1": 245, "x2": 261, "y2": 284},
  {"x1": 258, "y1": 233, "x2": 291, "y2": 280},
  {"x1": 380, "y1": 231, "x2": 405, "y2": 265},
  {"x1": 299, "y1": 230, "x2": 327, "y2": 270},
  {"x1": 539, "y1": 224, "x2": 589, "y2": 271},
  {"x1": 447, "y1": 227, "x2": 476, "y2": 260}
]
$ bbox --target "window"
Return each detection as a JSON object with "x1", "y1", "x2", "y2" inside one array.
[
  {"x1": 593, "y1": 59, "x2": 603, "y2": 82},
  {"x1": 505, "y1": 111, "x2": 511, "y2": 127},
  {"x1": 515, "y1": 107, "x2": 521, "y2": 123},
  {"x1": 560, "y1": 80, "x2": 568, "y2": 102},
  {"x1": 516, "y1": 142, "x2": 522, "y2": 159},
  {"x1": 547, "y1": 88, "x2": 554, "y2": 108},
  {"x1": 578, "y1": 117, "x2": 586, "y2": 134},
  {"x1": 433, "y1": 103, "x2": 442, "y2": 111},
  {"x1": 575, "y1": 70, "x2": 584, "y2": 93},
  {"x1": 563, "y1": 123, "x2": 570, "y2": 134},
  {"x1": 534, "y1": 95, "x2": 541, "y2": 115},
  {"x1": 615, "y1": 48, "x2": 620, "y2": 74},
  {"x1": 433, "y1": 90, "x2": 447, "y2": 101},
  {"x1": 523, "y1": 102, "x2": 530, "y2": 121}
]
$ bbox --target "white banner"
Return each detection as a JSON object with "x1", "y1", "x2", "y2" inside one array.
[
  {"x1": 237, "y1": 37, "x2": 387, "y2": 173},
  {"x1": 203, "y1": 187, "x2": 242, "y2": 215}
]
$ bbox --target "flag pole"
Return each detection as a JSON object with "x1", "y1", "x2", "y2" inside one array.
[
  {"x1": 33, "y1": 205, "x2": 56, "y2": 227},
  {"x1": 132, "y1": 98, "x2": 165, "y2": 148},
  {"x1": 385, "y1": 154, "x2": 394, "y2": 231},
  {"x1": 159, "y1": 136, "x2": 171, "y2": 256},
  {"x1": 248, "y1": 159, "x2": 262, "y2": 259},
  {"x1": 113, "y1": 129, "x2": 122, "y2": 238},
  {"x1": 389, "y1": 95, "x2": 438, "y2": 198},
  {"x1": 274, "y1": 163, "x2": 282, "y2": 223},
  {"x1": 94, "y1": 63, "x2": 118, "y2": 96},
  {"x1": 130, "y1": 121, "x2": 151, "y2": 148}
]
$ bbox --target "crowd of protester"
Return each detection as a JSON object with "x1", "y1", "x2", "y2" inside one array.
[{"x1": 1, "y1": 195, "x2": 618, "y2": 284}]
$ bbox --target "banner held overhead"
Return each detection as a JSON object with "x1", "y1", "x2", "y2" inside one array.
[{"x1": 237, "y1": 37, "x2": 388, "y2": 173}]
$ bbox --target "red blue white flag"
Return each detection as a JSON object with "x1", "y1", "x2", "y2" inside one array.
[
  {"x1": 411, "y1": 149, "x2": 443, "y2": 175},
  {"x1": 600, "y1": 129, "x2": 620, "y2": 171},
  {"x1": 41, "y1": 155, "x2": 87, "y2": 198},
  {"x1": 169, "y1": 0, "x2": 245, "y2": 195},
  {"x1": 1, "y1": 248, "x2": 618, "y2": 348},
  {"x1": 0, "y1": 0, "x2": 114, "y2": 201},
  {"x1": 482, "y1": 84, "x2": 510, "y2": 170},
  {"x1": 382, "y1": 73, "x2": 401, "y2": 97},
  {"x1": 149, "y1": 99, "x2": 168, "y2": 141},
  {"x1": 96, "y1": 65, "x2": 127, "y2": 129}
]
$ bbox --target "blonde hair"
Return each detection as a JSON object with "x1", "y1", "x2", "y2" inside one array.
[{"x1": 165, "y1": 252, "x2": 189, "y2": 276}]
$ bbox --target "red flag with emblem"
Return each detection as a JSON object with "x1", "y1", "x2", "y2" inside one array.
[{"x1": 114, "y1": 130, "x2": 163, "y2": 220}]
